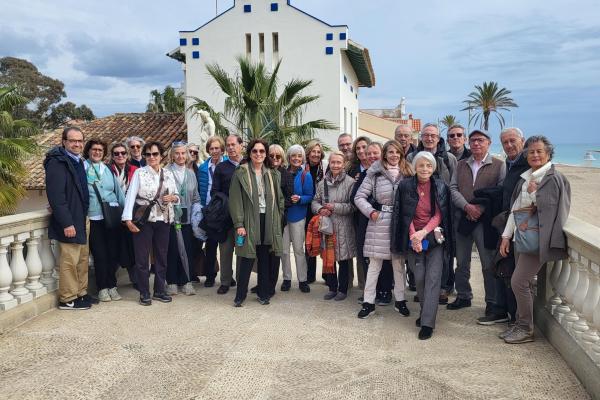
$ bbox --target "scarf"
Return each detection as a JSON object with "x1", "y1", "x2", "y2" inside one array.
[{"x1": 305, "y1": 215, "x2": 337, "y2": 274}]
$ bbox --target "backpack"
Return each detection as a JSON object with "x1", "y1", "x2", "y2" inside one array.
[{"x1": 199, "y1": 192, "x2": 233, "y2": 242}]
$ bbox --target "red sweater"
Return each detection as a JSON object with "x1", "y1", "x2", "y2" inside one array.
[{"x1": 409, "y1": 180, "x2": 441, "y2": 236}]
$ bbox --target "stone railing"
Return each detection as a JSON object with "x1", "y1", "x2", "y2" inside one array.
[
  {"x1": 0, "y1": 210, "x2": 57, "y2": 311},
  {"x1": 537, "y1": 216, "x2": 600, "y2": 398}
]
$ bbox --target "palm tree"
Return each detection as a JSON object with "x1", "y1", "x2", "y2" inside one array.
[
  {"x1": 146, "y1": 86, "x2": 185, "y2": 113},
  {"x1": 440, "y1": 115, "x2": 459, "y2": 133},
  {"x1": 461, "y1": 81, "x2": 518, "y2": 130},
  {"x1": 193, "y1": 56, "x2": 336, "y2": 148},
  {"x1": 0, "y1": 86, "x2": 39, "y2": 215}
]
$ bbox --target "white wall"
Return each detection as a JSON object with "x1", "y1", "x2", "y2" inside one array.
[
  {"x1": 179, "y1": 0, "x2": 352, "y2": 149},
  {"x1": 16, "y1": 190, "x2": 48, "y2": 214},
  {"x1": 340, "y1": 51, "x2": 359, "y2": 139}
]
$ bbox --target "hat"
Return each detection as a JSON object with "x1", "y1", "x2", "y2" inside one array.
[{"x1": 468, "y1": 129, "x2": 491, "y2": 140}]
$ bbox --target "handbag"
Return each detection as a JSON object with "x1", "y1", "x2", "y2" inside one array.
[
  {"x1": 513, "y1": 205, "x2": 539, "y2": 254},
  {"x1": 132, "y1": 169, "x2": 164, "y2": 229},
  {"x1": 318, "y1": 179, "x2": 334, "y2": 235},
  {"x1": 91, "y1": 182, "x2": 123, "y2": 230}
]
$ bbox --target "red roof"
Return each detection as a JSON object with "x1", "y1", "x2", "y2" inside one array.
[{"x1": 386, "y1": 118, "x2": 421, "y2": 132}]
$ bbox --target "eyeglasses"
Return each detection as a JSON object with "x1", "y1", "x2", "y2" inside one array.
[
  {"x1": 172, "y1": 140, "x2": 187, "y2": 146},
  {"x1": 113, "y1": 151, "x2": 127, "y2": 157},
  {"x1": 469, "y1": 138, "x2": 486, "y2": 144},
  {"x1": 144, "y1": 152, "x2": 160, "y2": 158},
  {"x1": 448, "y1": 133, "x2": 463, "y2": 138},
  {"x1": 129, "y1": 145, "x2": 141, "y2": 149},
  {"x1": 251, "y1": 148, "x2": 266, "y2": 154},
  {"x1": 189, "y1": 150, "x2": 198, "y2": 155},
  {"x1": 421, "y1": 134, "x2": 439, "y2": 139},
  {"x1": 90, "y1": 148, "x2": 104, "y2": 152},
  {"x1": 65, "y1": 139, "x2": 84, "y2": 144},
  {"x1": 269, "y1": 154, "x2": 282, "y2": 160}
]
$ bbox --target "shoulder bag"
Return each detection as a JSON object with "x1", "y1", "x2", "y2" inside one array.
[
  {"x1": 90, "y1": 165, "x2": 123, "y2": 230},
  {"x1": 513, "y1": 205, "x2": 539, "y2": 254},
  {"x1": 132, "y1": 169, "x2": 164, "y2": 229}
]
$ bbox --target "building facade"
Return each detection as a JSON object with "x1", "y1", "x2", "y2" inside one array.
[{"x1": 169, "y1": 0, "x2": 375, "y2": 149}]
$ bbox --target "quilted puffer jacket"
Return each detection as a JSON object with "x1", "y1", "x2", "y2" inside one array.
[
  {"x1": 311, "y1": 170, "x2": 356, "y2": 261},
  {"x1": 354, "y1": 160, "x2": 404, "y2": 260}
]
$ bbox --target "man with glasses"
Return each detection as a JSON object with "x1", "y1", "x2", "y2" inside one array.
[
  {"x1": 44, "y1": 127, "x2": 93, "y2": 310},
  {"x1": 394, "y1": 124, "x2": 416, "y2": 156},
  {"x1": 126, "y1": 136, "x2": 146, "y2": 168},
  {"x1": 211, "y1": 135, "x2": 243, "y2": 294},
  {"x1": 449, "y1": 130, "x2": 506, "y2": 323},
  {"x1": 337, "y1": 133, "x2": 353, "y2": 162},
  {"x1": 447, "y1": 124, "x2": 471, "y2": 161}
]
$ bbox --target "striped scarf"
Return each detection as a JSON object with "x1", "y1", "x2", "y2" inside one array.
[{"x1": 305, "y1": 215, "x2": 337, "y2": 274}]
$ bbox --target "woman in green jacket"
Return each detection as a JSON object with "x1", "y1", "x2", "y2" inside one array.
[{"x1": 229, "y1": 138, "x2": 284, "y2": 307}]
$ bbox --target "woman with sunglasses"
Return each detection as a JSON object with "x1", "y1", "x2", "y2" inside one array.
[
  {"x1": 83, "y1": 139, "x2": 126, "y2": 302},
  {"x1": 122, "y1": 141, "x2": 180, "y2": 306},
  {"x1": 187, "y1": 143, "x2": 201, "y2": 179},
  {"x1": 126, "y1": 136, "x2": 146, "y2": 168},
  {"x1": 229, "y1": 139, "x2": 284, "y2": 307},
  {"x1": 165, "y1": 142, "x2": 201, "y2": 296}
]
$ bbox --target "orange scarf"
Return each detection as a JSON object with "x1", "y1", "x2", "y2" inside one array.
[{"x1": 305, "y1": 215, "x2": 336, "y2": 274}]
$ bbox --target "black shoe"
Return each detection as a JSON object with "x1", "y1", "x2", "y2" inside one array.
[
  {"x1": 476, "y1": 313, "x2": 510, "y2": 325},
  {"x1": 378, "y1": 291, "x2": 392, "y2": 306},
  {"x1": 418, "y1": 326, "x2": 433, "y2": 340},
  {"x1": 204, "y1": 277, "x2": 215, "y2": 288},
  {"x1": 280, "y1": 280, "x2": 291, "y2": 291},
  {"x1": 230, "y1": 279, "x2": 237, "y2": 288},
  {"x1": 258, "y1": 297, "x2": 270, "y2": 305},
  {"x1": 250, "y1": 285, "x2": 258, "y2": 294},
  {"x1": 375, "y1": 291, "x2": 382, "y2": 304},
  {"x1": 139, "y1": 294, "x2": 152, "y2": 306},
  {"x1": 299, "y1": 282, "x2": 310, "y2": 293},
  {"x1": 416, "y1": 318, "x2": 421, "y2": 327},
  {"x1": 439, "y1": 294, "x2": 449, "y2": 305},
  {"x1": 152, "y1": 293, "x2": 172, "y2": 303},
  {"x1": 307, "y1": 278, "x2": 316, "y2": 284},
  {"x1": 413, "y1": 295, "x2": 420, "y2": 303},
  {"x1": 357, "y1": 296, "x2": 364, "y2": 304},
  {"x1": 59, "y1": 298, "x2": 91, "y2": 310},
  {"x1": 358, "y1": 302, "x2": 376, "y2": 319},
  {"x1": 408, "y1": 284, "x2": 417, "y2": 292},
  {"x1": 82, "y1": 294, "x2": 99, "y2": 305},
  {"x1": 233, "y1": 298, "x2": 243, "y2": 307},
  {"x1": 394, "y1": 300, "x2": 410, "y2": 317},
  {"x1": 217, "y1": 285, "x2": 230, "y2": 294},
  {"x1": 447, "y1": 298, "x2": 472, "y2": 310}
]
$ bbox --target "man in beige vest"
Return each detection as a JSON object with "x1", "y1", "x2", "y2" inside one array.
[{"x1": 448, "y1": 129, "x2": 506, "y2": 319}]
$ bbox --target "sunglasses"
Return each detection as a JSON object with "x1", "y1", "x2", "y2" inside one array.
[
  {"x1": 251, "y1": 148, "x2": 266, "y2": 154},
  {"x1": 448, "y1": 133, "x2": 463, "y2": 138},
  {"x1": 113, "y1": 151, "x2": 127, "y2": 156},
  {"x1": 130, "y1": 145, "x2": 141, "y2": 149},
  {"x1": 269, "y1": 154, "x2": 282, "y2": 160},
  {"x1": 144, "y1": 152, "x2": 160, "y2": 158},
  {"x1": 189, "y1": 150, "x2": 198, "y2": 155}
]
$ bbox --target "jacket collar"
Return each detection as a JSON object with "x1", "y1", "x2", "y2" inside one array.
[{"x1": 467, "y1": 152, "x2": 492, "y2": 166}]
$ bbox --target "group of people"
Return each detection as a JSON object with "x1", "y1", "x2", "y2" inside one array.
[{"x1": 44, "y1": 123, "x2": 570, "y2": 342}]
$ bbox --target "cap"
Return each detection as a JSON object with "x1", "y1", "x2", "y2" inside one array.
[{"x1": 468, "y1": 129, "x2": 491, "y2": 140}]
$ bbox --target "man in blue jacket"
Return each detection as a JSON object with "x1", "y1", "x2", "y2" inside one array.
[{"x1": 44, "y1": 127, "x2": 92, "y2": 310}]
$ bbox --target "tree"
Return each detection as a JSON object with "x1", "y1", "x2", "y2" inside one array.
[
  {"x1": 0, "y1": 57, "x2": 66, "y2": 127},
  {"x1": 146, "y1": 85, "x2": 185, "y2": 113},
  {"x1": 461, "y1": 81, "x2": 518, "y2": 130},
  {"x1": 193, "y1": 57, "x2": 336, "y2": 148},
  {"x1": 440, "y1": 115, "x2": 459, "y2": 133},
  {"x1": 46, "y1": 101, "x2": 96, "y2": 128},
  {"x1": 0, "y1": 86, "x2": 39, "y2": 215},
  {"x1": 187, "y1": 97, "x2": 230, "y2": 138}
]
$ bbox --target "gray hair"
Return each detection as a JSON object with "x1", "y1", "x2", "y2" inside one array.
[
  {"x1": 411, "y1": 151, "x2": 437, "y2": 171},
  {"x1": 524, "y1": 135, "x2": 554, "y2": 161},
  {"x1": 287, "y1": 144, "x2": 306, "y2": 164},
  {"x1": 448, "y1": 124, "x2": 465, "y2": 133},
  {"x1": 126, "y1": 136, "x2": 145, "y2": 147},
  {"x1": 421, "y1": 123, "x2": 439, "y2": 134},
  {"x1": 499, "y1": 127, "x2": 524, "y2": 140}
]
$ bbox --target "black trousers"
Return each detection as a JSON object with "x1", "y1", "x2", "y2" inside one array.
[
  {"x1": 268, "y1": 253, "x2": 280, "y2": 296},
  {"x1": 132, "y1": 221, "x2": 170, "y2": 297},
  {"x1": 203, "y1": 238, "x2": 219, "y2": 280},
  {"x1": 166, "y1": 224, "x2": 195, "y2": 286},
  {"x1": 364, "y1": 258, "x2": 393, "y2": 293},
  {"x1": 326, "y1": 260, "x2": 350, "y2": 294},
  {"x1": 235, "y1": 214, "x2": 271, "y2": 301},
  {"x1": 89, "y1": 220, "x2": 120, "y2": 290}
]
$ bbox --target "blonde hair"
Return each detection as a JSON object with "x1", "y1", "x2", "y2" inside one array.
[
  {"x1": 269, "y1": 144, "x2": 287, "y2": 167},
  {"x1": 382, "y1": 140, "x2": 414, "y2": 176},
  {"x1": 305, "y1": 139, "x2": 324, "y2": 162},
  {"x1": 328, "y1": 150, "x2": 345, "y2": 163}
]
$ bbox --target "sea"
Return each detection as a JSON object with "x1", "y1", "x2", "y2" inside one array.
[{"x1": 489, "y1": 143, "x2": 600, "y2": 168}]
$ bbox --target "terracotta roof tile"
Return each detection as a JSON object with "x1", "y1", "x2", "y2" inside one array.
[
  {"x1": 23, "y1": 113, "x2": 186, "y2": 190},
  {"x1": 387, "y1": 118, "x2": 421, "y2": 132}
]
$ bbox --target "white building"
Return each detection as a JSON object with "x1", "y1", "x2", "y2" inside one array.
[{"x1": 168, "y1": 0, "x2": 375, "y2": 149}]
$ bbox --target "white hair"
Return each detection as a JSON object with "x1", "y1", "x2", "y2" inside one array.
[
  {"x1": 499, "y1": 127, "x2": 524, "y2": 140},
  {"x1": 286, "y1": 144, "x2": 306, "y2": 164},
  {"x1": 126, "y1": 136, "x2": 145, "y2": 147},
  {"x1": 411, "y1": 151, "x2": 437, "y2": 171}
]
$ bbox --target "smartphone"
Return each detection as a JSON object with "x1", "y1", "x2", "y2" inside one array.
[{"x1": 236, "y1": 234, "x2": 245, "y2": 246}]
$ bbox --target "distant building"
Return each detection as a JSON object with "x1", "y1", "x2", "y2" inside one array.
[
  {"x1": 360, "y1": 99, "x2": 422, "y2": 142},
  {"x1": 168, "y1": 0, "x2": 375, "y2": 149}
]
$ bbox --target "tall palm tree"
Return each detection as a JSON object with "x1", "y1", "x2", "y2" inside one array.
[
  {"x1": 194, "y1": 57, "x2": 336, "y2": 147},
  {"x1": 146, "y1": 85, "x2": 185, "y2": 113},
  {"x1": 0, "y1": 86, "x2": 39, "y2": 215},
  {"x1": 440, "y1": 115, "x2": 459, "y2": 133},
  {"x1": 461, "y1": 81, "x2": 518, "y2": 130}
]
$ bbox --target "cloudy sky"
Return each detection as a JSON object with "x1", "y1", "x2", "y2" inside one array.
[{"x1": 2, "y1": 0, "x2": 599, "y2": 143}]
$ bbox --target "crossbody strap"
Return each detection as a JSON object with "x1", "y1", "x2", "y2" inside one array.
[{"x1": 323, "y1": 179, "x2": 329, "y2": 204}]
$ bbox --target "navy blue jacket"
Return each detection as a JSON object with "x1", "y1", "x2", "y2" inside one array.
[{"x1": 44, "y1": 147, "x2": 89, "y2": 244}]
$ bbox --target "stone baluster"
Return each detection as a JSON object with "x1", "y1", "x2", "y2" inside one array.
[
  {"x1": 571, "y1": 258, "x2": 591, "y2": 339},
  {"x1": 561, "y1": 256, "x2": 581, "y2": 331},
  {"x1": 0, "y1": 236, "x2": 18, "y2": 310},
  {"x1": 548, "y1": 260, "x2": 564, "y2": 313},
  {"x1": 555, "y1": 255, "x2": 575, "y2": 323},
  {"x1": 9, "y1": 232, "x2": 33, "y2": 304},
  {"x1": 39, "y1": 233, "x2": 57, "y2": 292},
  {"x1": 24, "y1": 229, "x2": 47, "y2": 298},
  {"x1": 51, "y1": 240, "x2": 60, "y2": 282},
  {"x1": 581, "y1": 264, "x2": 600, "y2": 355}
]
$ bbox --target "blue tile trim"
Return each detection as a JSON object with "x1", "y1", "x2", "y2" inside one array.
[
  {"x1": 180, "y1": 38, "x2": 187, "y2": 46},
  {"x1": 192, "y1": 38, "x2": 199, "y2": 45},
  {"x1": 244, "y1": 4, "x2": 251, "y2": 12},
  {"x1": 326, "y1": 33, "x2": 333, "y2": 41},
  {"x1": 325, "y1": 47, "x2": 333, "y2": 55},
  {"x1": 192, "y1": 51, "x2": 200, "y2": 59},
  {"x1": 339, "y1": 32, "x2": 347, "y2": 40},
  {"x1": 271, "y1": 3, "x2": 278, "y2": 11},
  {"x1": 350, "y1": 86, "x2": 354, "y2": 92},
  {"x1": 343, "y1": 75, "x2": 347, "y2": 83}
]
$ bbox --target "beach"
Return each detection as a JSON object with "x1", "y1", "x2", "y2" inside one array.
[{"x1": 556, "y1": 164, "x2": 600, "y2": 227}]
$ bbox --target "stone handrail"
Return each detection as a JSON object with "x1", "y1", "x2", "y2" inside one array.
[{"x1": 0, "y1": 210, "x2": 57, "y2": 311}]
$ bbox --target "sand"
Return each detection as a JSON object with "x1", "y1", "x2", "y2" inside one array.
[{"x1": 556, "y1": 164, "x2": 600, "y2": 227}]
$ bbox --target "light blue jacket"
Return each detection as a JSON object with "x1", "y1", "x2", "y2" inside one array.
[{"x1": 84, "y1": 161, "x2": 125, "y2": 219}]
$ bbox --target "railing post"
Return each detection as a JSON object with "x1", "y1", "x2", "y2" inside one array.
[
  {"x1": 9, "y1": 232, "x2": 33, "y2": 304},
  {"x1": 0, "y1": 236, "x2": 18, "y2": 310},
  {"x1": 548, "y1": 260, "x2": 564, "y2": 314},
  {"x1": 572, "y1": 258, "x2": 591, "y2": 340},
  {"x1": 39, "y1": 232, "x2": 57, "y2": 292},
  {"x1": 562, "y1": 257, "x2": 581, "y2": 331},
  {"x1": 555, "y1": 257, "x2": 574, "y2": 323},
  {"x1": 581, "y1": 264, "x2": 600, "y2": 354},
  {"x1": 24, "y1": 229, "x2": 47, "y2": 298}
]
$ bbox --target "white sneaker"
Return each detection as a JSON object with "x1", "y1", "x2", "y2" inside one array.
[
  {"x1": 166, "y1": 284, "x2": 178, "y2": 295},
  {"x1": 108, "y1": 287, "x2": 122, "y2": 301},
  {"x1": 98, "y1": 289, "x2": 111, "y2": 302},
  {"x1": 182, "y1": 282, "x2": 196, "y2": 296}
]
